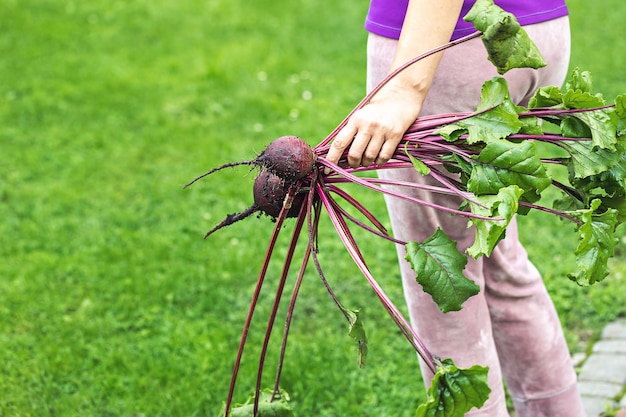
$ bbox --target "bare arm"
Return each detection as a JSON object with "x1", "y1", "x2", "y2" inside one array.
[{"x1": 325, "y1": 0, "x2": 464, "y2": 168}]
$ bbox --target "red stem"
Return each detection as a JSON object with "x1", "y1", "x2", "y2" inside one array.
[
  {"x1": 252, "y1": 193, "x2": 308, "y2": 415},
  {"x1": 327, "y1": 193, "x2": 406, "y2": 244},
  {"x1": 522, "y1": 104, "x2": 615, "y2": 118},
  {"x1": 318, "y1": 160, "x2": 496, "y2": 221},
  {"x1": 222, "y1": 197, "x2": 294, "y2": 416},
  {"x1": 272, "y1": 187, "x2": 320, "y2": 397},
  {"x1": 272, "y1": 244, "x2": 312, "y2": 398},
  {"x1": 316, "y1": 183, "x2": 437, "y2": 375},
  {"x1": 326, "y1": 185, "x2": 389, "y2": 235}
]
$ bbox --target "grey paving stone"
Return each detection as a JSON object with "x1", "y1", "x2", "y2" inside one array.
[
  {"x1": 580, "y1": 319, "x2": 626, "y2": 416},
  {"x1": 592, "y1": 340, "x2": 626, "y2": 354},
  {"x1": 572, "y1": 352, "x2": 586, "y2": 367},
  {"x1": 602, "y1": 320, "x2": 626, "y2": 340},
  {"x1": 582, "y1": 395, "x2": 616, "y2": 417},
  {"x1": 578, "y1": 353, "x2": 626, "y2": 384},
  {"x1": 578, "y1": 380, "x2": 623, "y2": 398}
]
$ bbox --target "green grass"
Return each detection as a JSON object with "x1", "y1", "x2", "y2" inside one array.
[{"x1": 1, "y1": 0, "x2": 625, "y2": 416}]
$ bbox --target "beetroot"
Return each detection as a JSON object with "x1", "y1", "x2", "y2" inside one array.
[
  {"x1": 253, "y1": 169, "x2": 304, "y2": 218},
  {"x1": 184, "y1": 136, "x2": 313, "y2": 238},
  {"x1": 256, "y1": 136, "x2": 315, "y2": 181},
  {"x1": 184, "y1": 136, "x2": 314, "y2": 189}
]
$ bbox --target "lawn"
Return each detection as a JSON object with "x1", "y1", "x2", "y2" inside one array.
[{"x1": 1, "y1": 0, "x2": 625, "y2": 416}]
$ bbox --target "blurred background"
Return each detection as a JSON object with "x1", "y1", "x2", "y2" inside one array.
[{"x1": 1, "y1": 0, "x2": 625, "y2": 415}]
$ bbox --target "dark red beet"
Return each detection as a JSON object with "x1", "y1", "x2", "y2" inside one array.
[
  {"x1": 256, "y1": 136, "x2": 315, "y2": 181},
  {"x1": 186, "y1": 136, "x2": 313, "y2": 237},
  {"x1": 253, "y1": 169, "x2": 304, "y2": 218}
]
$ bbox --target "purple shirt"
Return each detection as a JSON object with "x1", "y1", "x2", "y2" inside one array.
[{"x1": 365, "y1": 0, "x2": 568, "y2": 40}]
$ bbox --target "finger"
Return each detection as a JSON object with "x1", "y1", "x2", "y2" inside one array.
[
  {"x1": 347, "y1": 131, "x2": 371, "y2": 168},
  {"x1": 326, "y1": 124, "x2": 357, "y2": 167},
  {"x1": 374, "y1": 136, "x2": 401, "y2": 166},
  {"x1": 360, "y1": 135, "x2": 385, "y2": 167}
]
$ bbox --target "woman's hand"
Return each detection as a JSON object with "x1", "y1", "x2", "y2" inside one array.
[
  {"x1": 325, "y1": 79, "x2": 424, "y2": 169},
  {"x1": 325, "y1": 0, "x2": 464, "y2": 170}
]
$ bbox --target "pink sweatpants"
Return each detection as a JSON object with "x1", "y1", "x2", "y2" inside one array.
[{"x1": 368, "y1": 17, "x2": 586, "y2": 417}]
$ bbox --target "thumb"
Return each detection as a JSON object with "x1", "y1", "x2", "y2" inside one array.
[{"x1": 325, "y1": 124, "x2": 357, "y2": 168}]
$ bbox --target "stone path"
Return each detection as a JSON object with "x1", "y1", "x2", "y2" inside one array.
[{"x1": 577, "y1": 319, "x2": 626, "y2": 416}]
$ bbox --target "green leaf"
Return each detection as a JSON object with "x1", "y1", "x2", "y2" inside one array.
[
  {"x1": 440, "y1": 153, "x2": 473, "y2": 185},
  {"x1": 575, "y1": 110, "x2": 618, "y2": 151},
  {"x1": 559, "y1": 86, "x2": 617, "y2": 150},
  {"x1": 438, "y1": 77, "x2": 523, "y2": 144},
  {"x1": 562, "y1": 89, "x2": 605, "y2": 109},
  {"x1": 599, "y1": 196, "x2": 626, "y2": 224},
  {"x1": 528, "y1": 69, "x2": 618, "y2": 150},
  {"x1": 564, "y1": 140, "x2": 623, "y2": 178},
  {"x1": 518, "y1": 115, "x2": 544, "y2": 136},
  {"x1": 529, "y1": 69, "x2": 604, "y2": 110},
  {"x1": 475, "y1": 77, "x2": 513, "y2": 112},
  {"x1": 405, "y1": 142, "x2": 431, "y2": 175},
  {"x1": 464, "y1": 105, "x2": 522, "y2": 144},
  {"x1": 405, "y1": 229, "x2": 478, "y2": 313},
  {"x1": 437, "y1": 123, "x2": 466, "y2": 142},
  {"x1": 464, "y1": 0, "x2": 546, "y2": 74},
  {"x1": 415, "y1": 358, "x2": 491, "y2": 417},
  {"x1": 467, "y1": 139, "x2": 551, "y2": 202},
  {"x1": 467, "y1": 186, "x2": 524, "y2": 258},
  {"x1": 570, "y1": 148, "x2": 626, "y2": 196},
  {"x1": 221, "y1": 390, "x2": 295, "y2": 417},
  {"x1": 567, "y1": 200, "x2": 619, "y2": 285},
  {"x1": 528, "y1": 85, "x2": 564, "y2": 109},
  {"x1": 468, "y1": 78, "x2": 524, "y2": 143},
  {"x1": 564, "y1": 68, "x2": 594, "y2": 94},
  {"x1": 346, "y1": 309, "x2": 368, "y2": 368},
  {"x1": 560, "y1": 115, "x2": 592, "y2": 139}
]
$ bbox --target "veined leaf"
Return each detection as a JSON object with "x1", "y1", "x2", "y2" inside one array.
[
  {"x1": 469, "y1": 78, "x2": 523, "y2": 143},
  {"x1": 476, "y1": 77, "x2": 515, "y2": 112},
  {"x1": 560, "y1": 115, "x2": 592, "y2": 139},
  {"x1": 564, "y1": 68, "x2": 594, "y2": 93},
  {"x1": 467, "y1": 185, "x2": 524, "y2": 258},
  {"x1": 405, "y1": 229, "x2": 478, "y2": 313},
  {"x1": 463, "y1": 105, "x2": 522, "y2": 144},
  {"x1": 346, "y1": 308, "x2": 368, "y2": 368},
  {"x1": 564, "y1": 140, "x2": 623, "y2": 179},
  {"x1": 467, "y1": 140, "x2": 551, "y2": 201},
  {"x1": 405, "y1": 143, "x2": 431, "y2": 175},
  {"x1": 415, "y1": 358, "x2": 491, "y2": 417},
  {"x1": 529, "y1": 69, "x2": 603, "y2": 111},
  {"x1": 599, "y1": 196, "x2": 626, "y2": 224},
  {"x1": 518, "y1": 115, "x2": 544, "y2": 135},
  {"x1": 464, "y1": 0, "x2": 546, "y2": 74},
  {"x1": 528, "y1": 69, "x2": 618, "y2": 150},
  {"x1": 529, "y1": 85, "x2": 564, "y2": 109},
  {"x1": 568, "y1": 200, "x2": 619, "y2": 285},
  {"x1": 562, "y1": 89, "x2": 605, "y2": 109},
  {"x1": 570, "y1": 149, "x2": 626, "y2": 197},
  {"x1": 568, "y1": 110, "x2": 617, "y2": 151},
  {"x1": 437, "y1": 123, "x2": 466, "y2": 142},
  {"x1": 438, "y1": 77, "x2": 523, "y2": 144}
]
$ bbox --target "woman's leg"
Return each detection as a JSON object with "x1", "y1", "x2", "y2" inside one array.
[
  {"x1": 368, "y1": 32, "x2": 510, "y2": 417},
  {"x1": 483, "y1": 220, "x2": 583, "y2": 416},
  {"x1": 368, "y1": 16, "x2": 584, "y2": 417}
]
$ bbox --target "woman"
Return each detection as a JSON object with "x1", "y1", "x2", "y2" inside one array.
[{"x1": 326, "y1": 1, "x2": 585, "y2": 416}]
